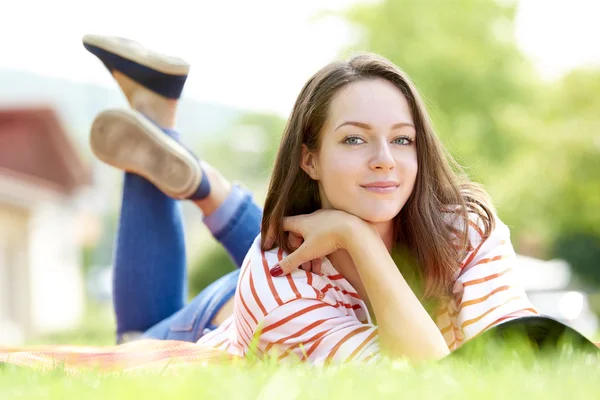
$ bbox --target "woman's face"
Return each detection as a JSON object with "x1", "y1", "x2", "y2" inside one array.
[{"x1": 301, "y1": 78, "x2": 418, "y2": 223}]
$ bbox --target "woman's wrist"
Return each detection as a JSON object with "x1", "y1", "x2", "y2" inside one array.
[{"x1": 338, "y1": 213, "x2": 378, "y2": 250}]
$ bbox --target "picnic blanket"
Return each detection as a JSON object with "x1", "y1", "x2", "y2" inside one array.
[{"x1": 0, "y1": 339, "x2": 240, "y2": 374}]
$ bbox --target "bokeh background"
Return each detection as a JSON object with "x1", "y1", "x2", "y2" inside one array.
[{"x1": 0, "y1": 0, "x2": 598, "y2": 346}]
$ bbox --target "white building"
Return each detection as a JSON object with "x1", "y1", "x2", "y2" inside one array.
[{"x1": 0, "y1": 107, "x2": 91, "y2": 345}]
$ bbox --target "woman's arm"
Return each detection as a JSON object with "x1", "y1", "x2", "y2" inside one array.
[
  {"x1": 342, "y1": 219, "x2": 450, "y2": 362},
  {"x1": 271, "y1": 209, "x2": 449, "y2": 362}
]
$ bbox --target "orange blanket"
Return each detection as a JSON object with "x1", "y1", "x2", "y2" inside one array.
[
  {"x1": 2, "y1": 339, "x2": 598, "y2": 374},
  {"x1": 0, "y1": 339, "x2": 240, "y2": 374}
]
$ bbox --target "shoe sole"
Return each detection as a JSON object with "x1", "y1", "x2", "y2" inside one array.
[
  {"x1": 90, "y1": 109, "x2": 201, "y2": 199},
  {"x1": 83, "y1": 34, "x2": 190, "y2": 76}
]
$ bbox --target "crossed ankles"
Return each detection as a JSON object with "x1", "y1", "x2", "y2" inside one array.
[{"x1": 84, "y1": 34, "x2": 210, "y2": 200}]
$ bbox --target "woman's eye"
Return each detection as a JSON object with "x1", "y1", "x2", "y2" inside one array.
[
  {"x1": 394, "y1": 136, "x2": 412, "y2": 145},
  {"x1": 343, "y1": 136, "x2": 364, "y2": 145}
]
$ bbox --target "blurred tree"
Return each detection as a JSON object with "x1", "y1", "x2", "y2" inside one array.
[
  {"x1": 200, "y1": 111, "x2": 286, "y2": 188},
  {"x1": 495, "y1": 68, "x2": 600, "y2": 248},
  {"x1": 188, "y1": 244, "x2": 237, "y2": 297},
  {"x1": 552, "y1": 232, "x2": 600, "y2": 288}
]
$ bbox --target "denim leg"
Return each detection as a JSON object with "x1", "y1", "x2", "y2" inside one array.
[
  {"x1": 141, "y1": 185, "x2": 263, "y2": 342},
  {"x1": 142, "y1": 269, "x2": 241, "y2": 342},
  {"x1": 113, "y1": 172, "x2": 187, "y2": 342},
  {"x1": 203, "y1": 183, "x2": 263, "y2": 267}
]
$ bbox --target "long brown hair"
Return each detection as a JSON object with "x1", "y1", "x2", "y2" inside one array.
[{"x1": 261, "y1": 53, "x2": 495, "y2": 300}]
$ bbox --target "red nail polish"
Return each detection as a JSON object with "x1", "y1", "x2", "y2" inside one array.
[{"x1": 270, "y1": 266, "x2": 283, "y2": 277}]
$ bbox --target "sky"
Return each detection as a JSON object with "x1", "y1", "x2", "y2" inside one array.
[{"x1": 1, "y1": 0, "x2": 599, "y2": 116}]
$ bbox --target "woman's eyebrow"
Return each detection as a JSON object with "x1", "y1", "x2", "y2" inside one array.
[{"x1": 334, "y1": 121, "x2": 415, "y2": 131}]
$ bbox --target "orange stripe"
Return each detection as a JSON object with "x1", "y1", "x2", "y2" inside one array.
[
  {"x1": 262, "y1": 302, "x2": 329, "y2": 334},
  {"x1": 236, "y1": 311, "x2": 254, "y2": 346},
  {"x1": 280, "y1": 328, "x2": 333, "y2": 361},
  {"x1": 460, "y1": 236, "x2": 486, "y2": 270},
  {"x1": 328, "y1": 274, "x2": 344, "y2": 280},
  {"x1": 439, "y1": 323, "x2": 453, "y2": 335},
  {"x1": 478, "y1": 316, "x2": 515, "y2": 335},
  {"x1": 265, "y1": 317, "x2": 335, "y2": 353},
  {"x1": 262, "y1": 250, "x2": 283, "y2": 306},
  {"x1": 304, "y1": 270, "x2": 323, "y2": 299},
  {"x1": 306, "y1": 270, "x2": 313, "y2": 285},
  {"x1": 326, "y1": 326, "x2": 371, "y2": 363},
  {"x1": 345, "y1": 328, "x2": 378, "y2": 362},
  {"x1": 436, "y1": 305, "x2": 448, "y2": 317},
  {"x1": 238, "y1": 258, "x2": 259, "y2": 324},
  {"x1": 474, "y1": 254, "x2": 509, "y2": 266},
  {"x1": 468, "y1": 219, "x2": 485, "y2": 238},
  {"x1": 447, "y1": 307, "x2": 458, "y2": 318},
  {"x1": 213, "y1": 338, "x2": 229, "y2": 349},
  {"x1": 462, "y1": 268, "x2": 512, "y2": 287},
  {"x1": 336, "y1": 301, "x2": 362, "y2": 310},
  {"x1": 302, "y1": 333, "x2": 329, "y2": 361},
  {"x1": 321, "y1": 284, "x2": 361, "y2": 300},
  {"x1": 461, "y1": 296, "x2": 522, "y2": 329},
  {"x1": 239, "y1": 290, "x2": 258, "y2": 325},
  {"x1": 362, "y1": 353, "x2": 376, "y2": 363},
  {"x1": 249, "y1": 269, "x2": 267, "y2": 315},
  {"x1": 459, "y1": 285, "x2": 510, "y2": 311},
  {"x1": 343, "y1": 291, "x2": 362, "y2": 300}
]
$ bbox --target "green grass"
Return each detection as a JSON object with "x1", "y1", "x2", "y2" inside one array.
[
  {"x1": 4, "y1": 303, "x2": 599, "y2": 399},
  {"x1": 2, "y1": 341, "x2": 600, "y2": 399}
]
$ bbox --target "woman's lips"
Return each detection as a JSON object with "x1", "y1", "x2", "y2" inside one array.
[{"x1": 360, "y1": 184, "x2": 399, "y2": 194}]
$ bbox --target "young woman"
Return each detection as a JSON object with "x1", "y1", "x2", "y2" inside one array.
[{"x1": 83, "y1": 35, "x2": 538, "y2": 364}]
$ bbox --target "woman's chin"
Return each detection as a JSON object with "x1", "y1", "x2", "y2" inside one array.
[{"x1": 354, "y1": 209, "x2": 399, "y2": 224}]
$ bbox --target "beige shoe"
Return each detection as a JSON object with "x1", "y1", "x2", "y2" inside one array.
[{"x1": 90, "y1": 108, "x2": 202, "y2": 199}]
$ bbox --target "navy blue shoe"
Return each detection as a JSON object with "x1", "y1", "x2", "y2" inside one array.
[{"x1": 83, "y1": 35, "x2": 189, "y2": 99}]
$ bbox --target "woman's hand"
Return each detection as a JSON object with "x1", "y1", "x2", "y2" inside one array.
[
  {"x1": 286, "y1": 231, "x2": 325, "y2": 276},
  {"x1": 268, "y1": 209, "x2": 368, "y2": 277}
]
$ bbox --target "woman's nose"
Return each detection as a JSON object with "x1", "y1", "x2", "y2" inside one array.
[{"x1": 369, "y1": 142, "x2": 396, "y2": 170}]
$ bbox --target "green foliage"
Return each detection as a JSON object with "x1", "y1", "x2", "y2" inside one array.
[
  {"x1": 552, "y1": 232, "x2": 600, "y2": 288},
  {"x1": 200, "y1": 111, "x2": 286, "y2": 188},
  {"x1": 188, "y1": 244, "x2": 237, "y2": 297}
]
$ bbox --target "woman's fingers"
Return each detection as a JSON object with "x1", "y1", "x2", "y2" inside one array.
[
  {"x1": 282, "y1": 215, "x2": 304, "y2": 235},
  {"x1": 288, "y1": 232, "x2": 303, "y2": 250},
  {"x1": 311, "y1": 258, "x2": 323, "y2": 276},
  {"x1": 300, "y1": 262, "x2": 311, "y2": 272},
  {"x1": 270, "y1": 242, "x2": 315, "y2": 276}
]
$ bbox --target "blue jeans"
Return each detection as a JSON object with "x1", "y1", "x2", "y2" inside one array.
[{"x1": 112, "y1": 171, "x2": 263, "y2": 344}]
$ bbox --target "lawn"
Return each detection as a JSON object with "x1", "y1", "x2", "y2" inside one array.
[
  {"x1": 1, "y1": 349, "x2": 599, "y2": 399},
  {"x1": 2, "y1": 304, "x2": 599, "y2": 399}
]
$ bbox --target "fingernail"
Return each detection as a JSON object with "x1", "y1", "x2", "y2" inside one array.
[{"x1": 270, "y1": 266, "x2": 283, "y2": 277}]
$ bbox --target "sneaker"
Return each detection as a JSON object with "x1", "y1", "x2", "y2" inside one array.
[{"x1": 90, "y1": 108, "x2": 202, "y2": 199}]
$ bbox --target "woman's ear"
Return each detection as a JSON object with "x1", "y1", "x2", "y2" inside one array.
[{"x1": 300, "y1": 144, "x2": 319, "y2": 180}]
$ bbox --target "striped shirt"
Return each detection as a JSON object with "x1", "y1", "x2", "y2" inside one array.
[{"x1": 198, "y1": 214, "x2": 538, "y2": 363}]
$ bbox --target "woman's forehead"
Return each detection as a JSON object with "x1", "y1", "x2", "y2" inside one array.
[{"x1": 326, "y1": 79, "x2": 414, "y2": 128}]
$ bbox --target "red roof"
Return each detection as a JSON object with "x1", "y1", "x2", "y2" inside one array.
[{"x1": 0, "y1": 107, "x2": 90, "y2": 194}]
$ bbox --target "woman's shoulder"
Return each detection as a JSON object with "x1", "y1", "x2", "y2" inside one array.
[
  {"x1": 237, "y1": 234, "x2": 326, "y2": 315},
  {"x1": 442, "y1": 206, "x2": 509, "y2": 248}
]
